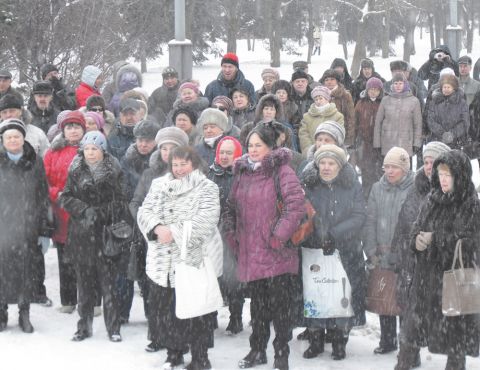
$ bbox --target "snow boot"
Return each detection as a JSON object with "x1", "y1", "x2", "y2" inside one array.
[
  {"x1": 303, "y1": 329, "x2": 324, "y2": 359},
  {"x1": 296, "y1": 328, "x2": 310, "y2": 341},
  {"x1": 164, "y1": 349, "x2": 184, "y2": 368},
  {"x1": 18, "y1": 307, "x2": 34, "y2": 333},
  {"x1": 226, "y1": 315, "x2": 243, "y2": 334},
  {"x1": 145, "y1": 341, "x2": 164, "y2": 352},
  {"x1": 445, "y1": 355, "x2": 466, "y2": 370},
  {"x1": 238, "y1": 349, "x2": 267, "y2": 368},
  {"x1": 0, "y1": 306, "x2": 7, "y2": 331},
  {"x1": 57, "y1": 305, "x2": 76, "y2": 314},
  {"x1": 331, "y1": 330, "x2": 347, "y2": 360},
  {"x1": 273, "y1": 346, "x2": 289, "y2": 370},
  {"x1": 184, "y1": 344, "x2": 211, "y2": 370},
  {"x1": 395, "y1": 343, "x2": 421, "y2": 370}
]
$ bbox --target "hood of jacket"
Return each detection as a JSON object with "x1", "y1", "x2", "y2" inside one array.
[
  {"x1": 414, "y1": 166, "x2": 432, "y2": 197},
  {"x1": 254, "y1": 94, "x2": 284, "y2": 123},
  {"x1": 432, "y1": 88, "x2": 464, "y2": 104},
  {"x1": 115, "y1": 64, "x2": 143, "y2": 92}
]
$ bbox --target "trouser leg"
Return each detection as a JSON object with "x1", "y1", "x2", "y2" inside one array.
[
  {"x1": 56, "y1": 243, "x2": 77, "y2": 306},
  {"x1": 248, "y1": 279, "x2": 270, "y2": 351},
  {"x1": 99, "y1": 257, "x2": 121, "y2": 335}
]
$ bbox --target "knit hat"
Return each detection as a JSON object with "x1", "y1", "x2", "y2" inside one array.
[
  {"x1": 311, "y1": 85, "x2": 331, "y2": 101},
  {"x1": 155, "y1": 126, "x2": 189, "y2": 148},
  {"x1": 40, "y1": 63, "x2": 59, "y2": 80},
  {"x1": 361, "y1": 58, "x2": 374, "y2": 69},
  {"x1": 458, "y1": 55, "x2": 472, "y2": 65},
  {"x1": 212, "y1": 95, "x2": 234, "y2": 115},
  {"x1": 390, "y1": 60, "x2": 408, "y2": 71},
  {"x1": 293, "y1": 61, "x2": 308, "y2": 71},
  {"x1": 423, "y1": 141, "x2": 451, "y2": 160},
  {"x1": 86, "y1": 95, "x2": 106, "y2": 111},
  {"x1": 80, "y1": 131, "x2": 107, "y2": 151},
  {"x1": 133, "y1": 119, "x2": 161, "y2": 140},
  {"x1": 215, "y1": 136, "x2": 243, "y2": 165},
  {"x1": 366, "y1": 77, "x2": 384, "y2": 90},
  {"x1": 291, "y1": 70, "x2": 309, "y2": 82},
  {"x1": 314, "y1": 144, "x2": 347, "y2": 168},
  {"x1": 32, "y1": 81, "x2": 53, "y2": 95},
  {"x1": 80, "y1": 65, "x2": 102, "y2": 87},
  {"x1": 392, "y1": 72, "x2": 406, "y2": 83},
  {"x1": 439, "y1": 74, "x2": 459, "y2": 90},
  {"x1": 0, "y1": 94, "x2": 23, "y2": 111},
  {"x1": 173, "y1": 106, "x2": 197, "y2": 126},
  {"x1": 179, "y1": 82, "x2": 200, "y2": 95},
  {"x1": 0, "y1": 118, "x2": 26, "y2": 138},
  {"x1": 246, "y1": 122, "x2": 280, "y2": 149},
  {"x1": 272, "y1": 80, "x2": 293, "y2": 98},
  {"x1": 383, "y1": 146, "x2": 410, "y2": 173},
  {"x1": 320, "y1": 69, "x2": 341, "y2": 83},
  {"x1": 440, "y1": 67, "x2": 455, "y2": 77},
  {"x1": 162, "y1": 66, "x2": 178, "y2": 79},
  {"x1": 84, "y1": 111, "x2": 105, "y2": 130},
  {"x1": 60, "y1": 110, "x2": 86, "y2": 131},
  {"x1": 221, "y1": 53, "x2": 239, "y2": 68},
  {"x1": 197, "y1": 108, "x2": 229, "y2": 133},
  {"x1": 261, "y1": 68, "x2": 279, "y2": 81},
  {"x1": 0, "y1": 70, "x2": 12, "y2": 79},
  {"x1": 314, "y1": 121, "x2": 345, "y2": 146}
]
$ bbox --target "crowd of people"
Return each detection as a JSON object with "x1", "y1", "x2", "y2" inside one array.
[{"x1": 0, "y1": 44, "x2": 479, "y2": 370}]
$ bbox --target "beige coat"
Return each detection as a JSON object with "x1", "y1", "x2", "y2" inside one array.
[
  {"x1": 373, "y1": 91, "x2": 422, "y2": 156},
  {"x1": 299, "y1": 103, "x2": 344, "y2": 154}
]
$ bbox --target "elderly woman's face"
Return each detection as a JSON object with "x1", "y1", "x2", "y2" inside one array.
[
  {"x1": 171, "y1": 158, "x2": 193, "y2": 179},
  {"x1": 83, "y1": 144, "x2": 103, "y2": 164},
  {"x1": 318, "y1": 157, "x2": 340, "y2": 181},
  {"x1": 438, "y1": 166, "x2": 454, "y2": 193},
  {"x1": 315, "y1": 133, "x2": 336, "y2": 149},
  {"x1": 2, "y1": 129, "x2": 24, "y2": 154},
  {"x1": 218, "y1": 140, "x2": 236, "y2": 168},
  {"x1": 180, "y1": 88, "x2": 197, "y2": 103}
]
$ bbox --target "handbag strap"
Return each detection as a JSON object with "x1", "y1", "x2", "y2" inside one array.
[
  {"x1": 180, "y1": 220, "x2": 192, "y2": 261},
  {"x1": 451, "y1": 239, "x2": 464, "y2": 270}
]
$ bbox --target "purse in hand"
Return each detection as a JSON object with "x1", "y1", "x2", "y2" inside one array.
[{"x1": 102, "y1": 200, "x2": 133, "y2": 257}]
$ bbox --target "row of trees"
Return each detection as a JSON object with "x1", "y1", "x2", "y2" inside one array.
[{"x1": 0, "y1": 0, "x2": 479, "y2": 87}]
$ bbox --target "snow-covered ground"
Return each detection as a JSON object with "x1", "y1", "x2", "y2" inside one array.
[{"x1": 3, "y1": 30, "x2": 480, "y2": 369}]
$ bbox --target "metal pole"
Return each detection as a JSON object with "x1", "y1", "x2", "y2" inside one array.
[
  {"x1": 450, "y1": 0, "x2": 457, "y2": 27},
  {"x1": 175, "y1": 0, "x2": 186, "y2": 41}
]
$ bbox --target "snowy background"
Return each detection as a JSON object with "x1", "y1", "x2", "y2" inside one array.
[{"x1": 3, "y1": 30, "x2": 480, "y2": 370}]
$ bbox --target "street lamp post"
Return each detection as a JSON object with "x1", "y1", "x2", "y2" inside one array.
[
  {"x1": 445, "y1": 0, "x2": 462, "y2": 59},
  {"x1": 169, "y1": 0, "x2": 193, "y2": 80}
]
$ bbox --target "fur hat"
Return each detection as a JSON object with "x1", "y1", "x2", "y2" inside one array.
[
  {"x1": 84, "y1": 111, "x2": 105, "y2": 130},
  {"x1": 215, "y1": 136, "x2": 243, "y2": 165},
  {"x1": 81, "y1": 65, "x2": 102, "y2": 87},
  {"x1": 423, "y1": 141, "x2": 451, "y2": 160},
  {"x1": 40, "y1": 64, "x2": 59, "y2": 80},
  {"x1": 0, "y1": 118, "x2": 26, "y2": 138},
  {"x1": 212, "y1": 96, "x2": 234, "y2": 115},
  {"x1": 366, "y1": 77, "x2": 384, "y2": 90},
  {"x1": 314, "y1": 144, "x2": 347, "y2": 168},
  {"x1": 361, "y1": 58, "x2": 374, "y2": 69},
  {"x1": 179, "y1": 82, "x2": 200, "y2": 96},
  {"x1": 32, "y1": 81, "x2": 53, "y2": 95},
  {"x1": 60, "y1": 110, "x2": 86, "y2": 131},
  {"x1": 261, "y1": 68, "x2": 279, "y2": 81},
  {"x1": 272, "y1": 80, "x2": 292, "y2": 98},
  {"x1": 155, "y1": 127, "x2": 189, "y2": 148},
  {"x1": 221, "y1": 53, "x2": 239, "y2": 68},
  {"x1": 172, "y1": 106, "x2": 197, "y2": 126},
  {"x1": 390, "y1": 60, "x2": 408, "y2": 71},
  {"x1": 439, "y1": 74, "x2": 459, "y2": 90},
  {"x1": 314, "y1": 121, "x2": 345, "y2": 146},
  {"x1": 86, "y1": 95, "x2": 106, "y2": 111},
  {"x1": 291, "y1": 70, "x2": 309, "y2": 82},
  {"x1": 0, "y1": 94, "x2": 23, "y2": 111},
  {"x1": 197, "y1": 108, "x2": 229, "y2": 133},
  {"x1": 383, "y1": 146, "x2": 410, "y2": 173},
  {"x1": 80, "y1": 131, "x2": 107, "y2": 151},
  {"x1": 311, "y1": 85, "x2": 331, "y2": 101},
  {"x1": 320, "y1": 69, "x2": 341, "y2": 83},
  {"x1": 133, "y1": 119, "x2": 161, "y2": 140}
]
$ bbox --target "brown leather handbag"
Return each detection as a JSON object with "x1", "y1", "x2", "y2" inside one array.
[{"x1": 366, "y1": 267, "x2": 402, "y2": 316}]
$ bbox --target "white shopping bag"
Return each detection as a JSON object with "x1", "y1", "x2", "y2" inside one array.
[{"x1": 302, "y1": 248, "x2": 354, "y2": 319}]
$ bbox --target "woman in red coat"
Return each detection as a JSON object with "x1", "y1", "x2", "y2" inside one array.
[
  {"x1": 76, "y1": 65, "x2": 102, "y2": 108},
  {"x1": 44, "y1": 111, "x2": 86, "y2": 313}
]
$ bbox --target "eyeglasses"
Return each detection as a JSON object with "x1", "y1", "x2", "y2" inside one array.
[
  {"x1": 214, "y1": 105, "x2": 227, "y2": 112},
  {"x1": 89, "y1": 106, "x2": 104, "y2": 112}
]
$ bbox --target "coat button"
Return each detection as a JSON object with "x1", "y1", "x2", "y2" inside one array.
[
  {"x1": 167, "y1": 250, "x2": 171, "y2": 254},
  {"x1": 168, "y1": 188, "x2": 173, "y2": 192},
  {"x1": 169, "y1": 209, "x2": 173, "y2": 213}
]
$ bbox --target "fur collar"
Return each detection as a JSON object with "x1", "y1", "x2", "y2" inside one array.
[
  {"x1": 307, "y1": 102, "x2": 338, "y2": 117},
  {"x1": 414, "y1": 167, "x2": 431, "y2": 197},
  {"x1": 301, "y1": 161, "x2": 357, "y2": 188},
  {"x1": 0, "y1": 140, "x2": 37, "y2": 170},
  {"x1": 234, "y1": 147, "x2": 292, "y2": 177}
]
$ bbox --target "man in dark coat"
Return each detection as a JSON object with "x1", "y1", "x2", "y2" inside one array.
[
  {"x1": 0, "y1": 119, "x2": 52, "y2": 333},
  {"x1": 39, "y1": 63, "x2": 77, "y2": 111},
  {"x1": 352, "y1": 58, "x2": 386, "y2": 104},
  {"x1": 28, "y1": 81, "x2": 60, "y2": 135},
  {"x1": 330, "y1": 58, "x2": 354, "y2": 93},
  {"x1": 148, "y1": 67, "x2": 180, "y2": 126},
  {"x1": 205, "y1": 53, "x2": 256, "y2": 105},
  {"x1": 291, "y1": 70, "x2": 313, "y2": 118},
  {"x1": 0, "y1": 69, "x2": 23, "y2": 101},
  {"x1": 418, "y1": 45, "x2": 459, "y2": 91}
]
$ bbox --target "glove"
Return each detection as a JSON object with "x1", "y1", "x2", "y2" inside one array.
[
  {"x1": 415, "y1": 231, "x2": 433, "y2": 251},
  {"x1": 38, "y1": 237, "x2": 51, "y2": 254},
  {"x1": 83, "y1": 207, "x2": 97, "y2": 228},
  {"x1": 442, "y1": 131, "x2": 454, "y2": 144}
]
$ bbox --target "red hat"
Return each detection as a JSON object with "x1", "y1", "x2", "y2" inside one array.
[
  {"x1": 221, "y1": 53, "x2": 239, "y2": 68},
  {"x1": 215, "y1": 136, "x2": 242, "y2": 165},
  {"x1": 60, "y1": 110, "x2": 86, "y2": 131}
]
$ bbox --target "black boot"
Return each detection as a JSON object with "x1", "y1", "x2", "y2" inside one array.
[
  {"x1": 331, "y1": 330, "x2": 347, "y2": 360},
  {"x1": 0, "y1": 306, "x2": 7, "y2": 331},
  {"x1": 296, "y1": 328, "x2": 310, "y2": 341},
  {"x1": 226, "y1": 315, "x2": 243, "y2": 334},
  {"x1": 238, "y1": 349, "x2": 267, "y2": 368},
  {"x1": 395, "y1": 343, "x2": 421, "y2": 370},
  {"x1": 18, "y1": 307, "x2": 34, "y2": 333},
  {"x1": 184, "y1": 344, "x2": 211, "y2": 370},
  {"x1": 145, "y1": 341, "x2": 164, "y2": 352},
  {"x1": 273, "y1": 346, "x2": 289, "y2": 370},
  {"x1": 303, "y1": 329, "x2": 325, "y2": 359},
  {"x1": 445, "y1": 354, "x2": 465, "y2": 370},
  {"x1": 374, "y1": 335, "x2": 398, "y2": 354},
  {"x1": 164, "y1": 349, "x2": 184, "y2": 368}
]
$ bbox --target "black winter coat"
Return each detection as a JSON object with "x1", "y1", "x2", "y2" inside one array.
[
  {"x1": 352, "y1": 71, "x2": 385, "y2": 104},
  {"x1": 194, "y1": 135, "x2": 225, "y2": 167},
  {"x1": 120, "y1": 143, "x2": 152, "y2": 201},
  {"x1": 408, "y1": 150, "x2": 480, "y2": 357},
  {"x1": 28, "y1": 103, "x2": 60, "y2": 135},
  {"x1": 0, "y1": 142, "x2": 51, "y2": 303},
  {"x1": 107, "y1": 122, "x2": 134, "y2": 160},
  {"x1": 59, "y1": 152, "x2": 130, "y2": 266},
  {"x1": 418, "y1": 45, "x2": 459, "y2": 90},
  {"x1": 301, "y1": 163, "x2": 367, "y2": 327}
]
